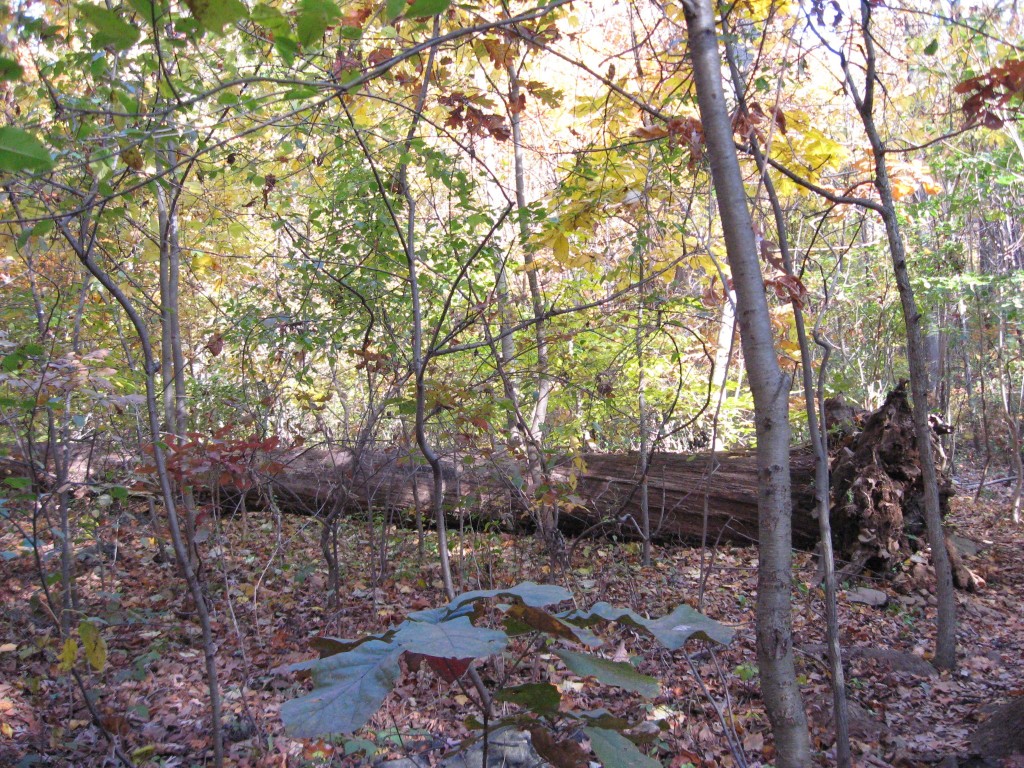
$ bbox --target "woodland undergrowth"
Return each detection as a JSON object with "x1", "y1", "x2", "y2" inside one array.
[{"x1": 0, "y1": 492, "x2": 1021, "y2": 767}]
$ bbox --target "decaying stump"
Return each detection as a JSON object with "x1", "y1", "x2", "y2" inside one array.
[{"x1": 828, "y1": 383, "x2": 954, "y2": 575}]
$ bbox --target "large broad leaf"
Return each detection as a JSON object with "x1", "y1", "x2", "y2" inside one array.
[
  {"x1": 583, "y1": 727, "x2": 661, "y2": 768},
  {"x1": 281, "y1": 639, "x2": 401, "y2": 737},
  {"x1": 552, "y1": 648, "x2": 659, "y2": 697},
  {"x1": 308, "y1": 630, "x2": 395, "y2": 659},
  {"x1": 77, "y1": 3, "x2": 140, "y2": 50},
  {"x1": 414, "y1": 654, "x2": 472, "y2": 683},
  {"x1": 393, "y1": 616, "x2": 507, "y2": 659},
  {"x1": 507, "y1": 603, "x2": 598, "y2": 645},
  {"x1": 251, "y1": 3, "x2": 291, "y2": 35},
  {"x1": 642, "y1": 604, "x2": 734, "y2": 648},
  {"x1": 450, "y1": 582, "x2": 573, "y2": 610},
  {"x1": 0, "y1": 127, "x2": 53, "y2": 173},
  {"x1": 181, "y1": 0, "x2": 248, "y2": 33},
  {"x1": 405, "y1": 602, "x2": 474, "y2": 624},
  {"x1": 561, "y1": 602, "x2": 734, "y2": 648},
  {"x1": 384, "y1": 0, "x2": 405, "y2": 22}
]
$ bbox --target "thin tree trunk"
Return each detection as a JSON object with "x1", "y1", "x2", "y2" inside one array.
[
  {"x1": 721, "y1": 31, "x2": 850, "y2": 766},
  {"x1": 157, "y1": 154, "x2": 197, "y2": 563},
  {"x1": 996, "y1": 297, "x2": 1024, "y2": 522},
  {"x1": 508, "y1": 65, "x2": 556, "y2": 547},
  {"x1": 681, "y1": 1, "x2": 811, "y2": 764},
  {"x1": 55, "y1": 218, "x2": 224, "y2": 767},
  {"x1": 401, "y1": 20, "x2": 455, "y2": 599},
  {"x1": 843, "y1": 0, "x2": 957, "y2": 670}
]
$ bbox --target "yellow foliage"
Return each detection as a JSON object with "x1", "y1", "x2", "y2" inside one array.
[
  {"x1": 59, "y1": 638, "x2": 77, "y2": 673},
  {"x1": 79, "y1": 620, "x2": 107, "y2": 673},
  {"x1": 734, "y1": 0, "x2": 794, "y2": 20}
]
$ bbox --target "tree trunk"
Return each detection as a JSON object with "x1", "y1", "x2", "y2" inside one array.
[
  {"x1": 843, "y1": 0, "x2": 957, "y2": 670},
  {"x1": 680, "y1": 0, "x2": 811, "y2": 762}
]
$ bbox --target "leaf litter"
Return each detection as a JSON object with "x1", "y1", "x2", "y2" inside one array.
[{"x1": 0, "y1": 493, "x2": 1021, "y2": 767}]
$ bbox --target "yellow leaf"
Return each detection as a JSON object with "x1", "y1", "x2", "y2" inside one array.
[
  {"x1": 79, "y1": 620, "x2": 107, "y2": 672},
  {"x1": 192, "y1": 254, "x2": 216, "y2": 271},
  {"x1": 552, "y1": 233, "x2": 570, "y2": 263},
  {"x1": 59, "y1": 638, "x2": 77, "y2": 673},
  {"x1": 132, "y1": 746, "x2": 158, "y2": 762},
  {"x1": 0, "y1": 722, "x2": 12, "y2": 738}
]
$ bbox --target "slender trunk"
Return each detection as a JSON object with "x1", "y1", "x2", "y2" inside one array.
[
  {"x1": 629, "y1": 7, "x2": 653, "y2": 566},
  {"x1": 720, "y1": 33, "x2": 850, "y2": 766},
  {"x1": 401, "y1": 21, "x2": 455, "y2": 599},
  {"x1": 681, "y1": 1, "x2": 811, "y2": 764},
  {"x1": 158, "y1": 186, "x2": 174, "y2": 431},
  {"x1": 636, "y1": 260, "x2": 651, "y2": 566},
  {"x1": 55, "y1": 218, "x2": 224, "y2": 767},
  {"x1": 844, "y1": 0, "x2": 956, "y2": 670},
  {"x1": 157, "y1": 152, "x2": 198, "y2": 566},
  {"x1": 974, "y1": 292, "x2": 993, "y2": 499},
  {"x1": 508, "y1": 65, "x2": 556, "y2": 545},
  {"x1": 996, "y1": 299, "x2": 1023, "y2": 522}
]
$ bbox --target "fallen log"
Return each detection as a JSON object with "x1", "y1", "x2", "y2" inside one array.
[
  {"x1": 245, "y1": 444, "x2": 818, "y2": 546},
  {"x1": 8, "y1": 387, "x2": 950, "y2": 574},
  {"x1": 222, "y1": 386, "x2": 949, "y2": 573}
]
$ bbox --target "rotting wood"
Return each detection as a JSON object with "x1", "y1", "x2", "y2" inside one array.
[{"x1": 9, "y1": 388, "x2": 954, "y2": 580}]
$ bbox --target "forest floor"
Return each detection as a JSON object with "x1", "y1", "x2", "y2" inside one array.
[{"x1": 1, "y1": 488, "x2": 1022, "y2": 768}]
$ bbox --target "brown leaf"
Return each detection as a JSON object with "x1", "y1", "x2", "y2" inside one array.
[
  {"x1": 528, "y1": 725, "x2": 590, "y2": 768},
  {"x1": 507, "y1": 603, "x2": 580, "y2": 642},
  {"x1": 367, "y1": 46, "x2": 394, "y2": 67},
  {"x1": 204, "y1": 333, "x2": 224, "y2": 357}
]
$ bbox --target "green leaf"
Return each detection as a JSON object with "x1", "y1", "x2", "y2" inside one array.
[
  {"x1": 126, "y1": 0, "x2": 156, "y2": 19},
  {"x1": 109, "y1": 486, "x2": 129, "y2": 501},
  {"x1": 0, "y1": 55, "x2": 24, "y2": 81},
  {"x1": 252, "y1": 3, "x2": 291, "y2": 35},
  {"x1": 79, "y1": 620, "x2": 107, "y2": 672},
  {"x1": 641, "y1": 603, "x2": 734, "y2": 647},
  {"x1": 181, "y1": 0, "x2": 247, "y2": 33},
  {"x1": 923, "y1": 38, "x2": 939, "y2": 55},
  {"x1": 393, "y1": 617, "x2": 507, "y2": 659},
  {"x1": 583, "y1": 727, "x2": 661, "y2": 768},
  {"x1": 384, "y1": 0, "x2": 406, "y2": 21},
  {"x1": 406, "y1": 0, "x2": 450, "y2": 18},
  {"x1": 281, "y1": 639, "x2": 402, "y2": 737},
  {"x1": 1, "y1": 351, "x2": 25, "y2": 373},
  {"x1": 552, "y1": 648, "x2": 660, "y2": 697},
  {"x1": 274, "y1": 35, "x2": 299, "y2": 65},
  {"x1": 562, "y1": 602, "x2": 734, "y2": 648},
  {"x1": 3, "y1": 477, "x2": 31, "y2": 490},
  {"x1": 495, "y1": 682, "x2": 561, "y2": 716},
  {"x1": 77, "y1": 4, "x2": 141, "y2": 50},
  {"x1": 449, "y1": 582, "x2": 573, "y2": 610},
  {"x1": 0, "y1": 127, "x2": 54, "y2": 173},
  {"x1": 296, "y1": 0, "x2": 341, "y2": 47}
]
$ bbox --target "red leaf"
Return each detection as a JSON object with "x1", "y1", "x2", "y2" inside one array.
[{"x1": 408, "y1": 653, "x2": 472, "y2": 682}]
